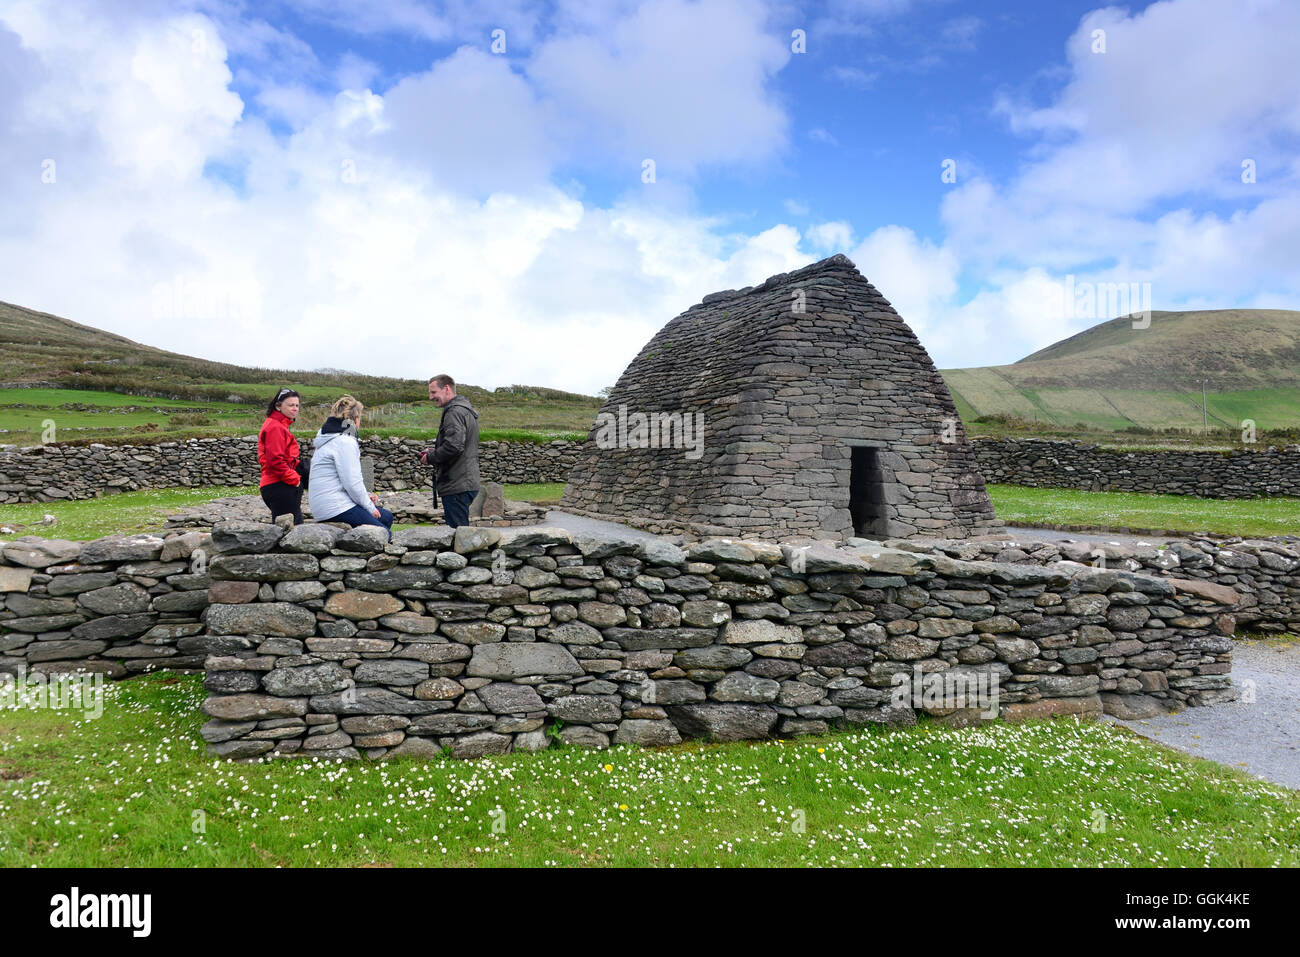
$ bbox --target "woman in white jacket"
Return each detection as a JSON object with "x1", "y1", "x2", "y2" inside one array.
[{"x1": 307, "y1": 395, "x2": 393, "y2": 537}]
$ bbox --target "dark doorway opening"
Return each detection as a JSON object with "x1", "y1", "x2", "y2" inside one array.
[{"x1": 849, "y1": 446, "x2": 886, "y2": 538}]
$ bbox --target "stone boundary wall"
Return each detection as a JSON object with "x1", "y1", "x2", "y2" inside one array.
[
  {"x1": 192, "y1": 524, "x2": 1240, "y2": 759},
  {"x1": 0, "y1": 436, "x2": 579, "y2": 503},
  {"x1": 2, "y1": 519, "x2": 1292, "y2": 691},
  {"x1": 4, "y1": 435, "x2": 1298, "y2": 504},
  {"x1": 1, "y1": 532, "x2": 213, "y2": 679},
  {"x1": 972, "y1": 438, "x2": 1300, "y2": 498},
  {"x1": 3, "y1": 520, "x2": 1239, "y2": 760},
  {"x1": 893, "y1": 534, "x2": 1300, "y2": 635}
]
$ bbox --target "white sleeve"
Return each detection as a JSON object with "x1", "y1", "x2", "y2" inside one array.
[{"x1": 337, "y1": 437, "x2": 373, "y2": 511}]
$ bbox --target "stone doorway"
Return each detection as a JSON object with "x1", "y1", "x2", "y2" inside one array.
[{"x1": 849, "y1": 445, "x2": 887, "y2": 538}]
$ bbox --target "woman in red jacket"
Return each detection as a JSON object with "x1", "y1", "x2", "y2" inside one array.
[{"x1": 258, "y1": 387, "x2": 304, "y2": 524}]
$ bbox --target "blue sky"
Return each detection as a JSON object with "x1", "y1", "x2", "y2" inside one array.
[{"x1": 1, "y1": 0, "x2": 1297, "y2": 393}]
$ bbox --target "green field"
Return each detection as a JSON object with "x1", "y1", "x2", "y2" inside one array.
[
  {"x1": 988, "y1": 485, "x2": 1300, "y2": 538},
  {"x1": 1, "y1": 672, "x2": 1295, "y2": 867},
  {"x1": 0, "y1": 387, "x2": 593, "y2": 447},
  {"x1": 0, "y1": 483, "x2": 565, "y2": 541},
  {"x1": 2, "y1": 482, "x2": 1292, "y2": 543}
]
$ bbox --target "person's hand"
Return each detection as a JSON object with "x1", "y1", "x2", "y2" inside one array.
[
  {"x1": 370, "y1": 493, "x2": 378, "y2": 503},
  {"x1": 372, "y1": 509, "x2": 382, "y2": 519},
  {"x1": 418, "y1": 450, "x2": 427, "y2": 465}
]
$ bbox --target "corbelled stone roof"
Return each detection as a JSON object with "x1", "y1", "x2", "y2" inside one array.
[{"x1": 561, "y1": 254, "x2": 997, "y2": 540}]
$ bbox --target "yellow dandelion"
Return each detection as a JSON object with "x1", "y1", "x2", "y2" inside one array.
[
  {"x1": 603, "y1": 764, "x2": 613, "y2": 772},
  {"x1": 619, "y1": 804, "x2": 628, "y2": 811}
]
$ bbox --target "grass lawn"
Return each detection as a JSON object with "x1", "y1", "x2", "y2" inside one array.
[
  {"x1": 0, "y1": 486, "x2": 258, "y2": 540},
  {"x1": 3, "y1": 482, "x2": 1294, "y2": 541},
  {"x1": 0, "y1": 484, "x2": 566, "y2": 542},
  {"x1": 505, "y1": 482, "x2": 566, "y2": 503},
  {"x1": 988, "y1": 484, "x2": 1300, "y2": 538},
  {"x1": 1, "y1": 673, "x2": 1296, "y2": 867}
]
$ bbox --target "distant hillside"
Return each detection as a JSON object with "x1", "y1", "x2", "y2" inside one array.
[
  {"x1": 0, "y1": 299, "x2": 436, "y2": 406},
  {"x1": 0, "y1": 301, "x2": 601, "y2": 444},
  {"x1": 941, "y1": 309, "x2": 1300, "y2": 434},
  {"x1": 0, "y1": 299, "x2": 599, "y2": 405}
]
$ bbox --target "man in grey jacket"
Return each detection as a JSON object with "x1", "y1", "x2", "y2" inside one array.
[{"x1": 419, "y1": 374, "x2": 480, "y2": 529}]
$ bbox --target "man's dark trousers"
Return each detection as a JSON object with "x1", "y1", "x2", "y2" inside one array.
[{"x1": 442, "y1": 490, "x2": 476, "y2": 529}]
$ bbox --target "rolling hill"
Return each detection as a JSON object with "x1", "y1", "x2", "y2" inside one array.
[
  {"x1": 2, "y1": 299, "x2": 1296, "y2": 445},
  {"x1": 941, "y1": 309, "x2": 1300, "y2": 434},
  {"x1": 0, "y1": 300, "x2": 601, "y2": 444}
]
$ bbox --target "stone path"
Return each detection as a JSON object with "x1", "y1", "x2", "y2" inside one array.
[
  {"x1": 1106, "y1": 639, "x2": 1300, "y2": 790},
  {"x1": 543, "y1": 509, "x2": 678, "y2": 544},
  {"x1": 1007, "y1": 526, "x2": 1195, "y2": 547}
]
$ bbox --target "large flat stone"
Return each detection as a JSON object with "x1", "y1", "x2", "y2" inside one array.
[
  {"x1": 24, "y1": 639, "x2": 108, "y2": 662},
  {"x1": 45, "y1": 572, "x2": 117, "y2": 596},
  {"x1": 0, "y1": 566, "x2": 34, "y2": 593},
  {"x1": 1168, "y1": 578, "x2": 1240, "y2": 607},
  {"x1": 2, "y1": 538, "x2": 84, "y2": 568},
  {"x1": 614, "y1": 719, "x2": 682, "y2": 747},
  {"x1": 202, "y1": 693, "x2": 308, "y2": 720},
  {"x1": 476, "y1": 682, "x2": 545, "y2": 713},
  {"x1": 262, "y1": 663, "x2": 352, "y2": 696},
  {"x1": 603, "y1": 627, "x2": 718, "y2": 651},
  {"x1": 280, "y1": 524, "x2": 343, "y2": 555},
  {"x1": 210, "y1": 553, "x2": 319, "y2": 582},
  {"x1": 467, "y1": 643, "x2": 583, "y2": 679},
  {"x1": 210, "y1": 521, "x2": 286, "y2": 554},
  {"x1": 325, "y1": 590, "x2": 405, "y2": 620},
  {"x1": 308, "y1": 688, "x2": 450, "y2": 715},
  {"x1": 70, "y1": 614, "x2": 156, "y2": 641},
  {"x1": 79, "y1": 536, "x2": 164, "y2": 564},
  {"x1": 667, "y1": 703, "x2": 778, "y2": 742},
  {"x1": 77, "y1": 583, "x2": 151, "y2": 615},
  {"x1": 206, "y1": 602, "x2": 317, "y2": 638},
  {"x1": 343, "y1": 566, "x2": 445, "y2": 592}
]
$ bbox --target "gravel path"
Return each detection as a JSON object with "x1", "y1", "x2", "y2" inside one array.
[{"x1": 1106, "y1": 639, "x2": 1300, "y2": 790}]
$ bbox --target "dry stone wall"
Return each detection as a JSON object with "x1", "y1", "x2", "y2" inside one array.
[
  {"x1": 4, "y1": 434, "x2": 1296, "y2": 507},
  {"x1": 0, "y1": 436, "x2": 578, "y2": 503},
  {"x1": 0, "y1": 531, "x2": 213, "y2": 679},
  {"x1": 2, "y1": 520, "x2": 1242, "y2": 759},
  {"x1": 897, "y1": 533, "x2": 1300, "y2": 635},
  {"x1": 973, "y1": 438, "x2": 1300, "y2": 498},
  {"x1": 191, "y1": 523, "x2": 1241, "y2": 758}
]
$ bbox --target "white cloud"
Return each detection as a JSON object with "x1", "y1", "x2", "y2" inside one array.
[
  {"x1": 0, "y1": 0, "x2": 812, "y2": 395},
  {"x1": 806, "y1": 221, "x2": 853, "y2": 252},
  {"x1": 526, "y1": 0, "x2": 790, "y2": 175}
]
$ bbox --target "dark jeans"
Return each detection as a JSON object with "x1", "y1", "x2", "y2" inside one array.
[
  {"x1": 260, "y1": 481, "x2": 303, "y2": 525},
  {"x1": 321, "y1": 503, "x2": 395, "y2": 539},
  {"x1": 442, "y1": 489, "x2": 476, "y2": 529}
]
